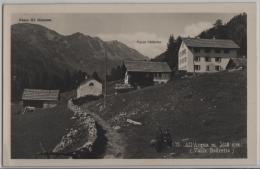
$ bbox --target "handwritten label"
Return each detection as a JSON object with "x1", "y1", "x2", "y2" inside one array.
[
  {"x1": 18, "y1": 18, "x2": 52, "y2": 23},
  {"x1": 136, "y1": 40, "x2": 161, "y2": 44}
]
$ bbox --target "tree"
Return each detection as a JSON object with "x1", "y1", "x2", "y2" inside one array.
[
  {"x1": 165, "y1": 35, "x2": 176, "y2": 69},
  {"x1": 214, "y1": 19, "x2": 223, "y2": 28},
  {"x1": 92, "y1": 71, "x2": 102, "y2": 82},
  {"x1": 167, "y1": 35, "x2": 175, "y2": 51},
  {"x1": 70, "y1": 70, "x2": 89, "y2": 89},
  {"x1": 108, "y1": 65, "x2": 126, "y2": 81},
  {"x1": 63, "y1": 69, "x2": 72, "y2": 91},
  {"x1": 164, "y1": 35, "x2": 182, "y2": 71}
]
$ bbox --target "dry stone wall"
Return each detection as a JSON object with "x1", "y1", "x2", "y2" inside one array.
[{"x1": 52, "y1": 99, "x2": 97, "y2": 153}]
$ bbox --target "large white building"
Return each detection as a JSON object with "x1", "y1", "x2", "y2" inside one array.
[{"x1": 178, "y1": 38, "x2": 240, "y2": 73}]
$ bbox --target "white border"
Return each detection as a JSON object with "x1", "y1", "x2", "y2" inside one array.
[{"x1": 1, "y1": 0, "x2": 259, "y2": 168}]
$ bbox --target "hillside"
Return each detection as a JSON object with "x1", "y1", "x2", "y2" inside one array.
[
  {"x1": 83, "y1": 70, "x2": 247, "y2": 158},
  {"x1": 198, "y1": 13, "x2": 247, "y2": 56},
  {"x1": 152, "y1": 13, "x2": 247, "y2": 63},
  {"x1": 11, "y1": 23, "x2": 148, "y2": 100},
  {"x1": 11, "y1": 104, "x2": 75, "y2": 158},
  {"x1": 151, "y1": 51, "x2": 166, "y2": 62}
]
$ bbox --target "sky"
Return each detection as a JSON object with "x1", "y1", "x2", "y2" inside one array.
[{"x1": 12, "y1": 13, "x2": 238, "y2": 58}]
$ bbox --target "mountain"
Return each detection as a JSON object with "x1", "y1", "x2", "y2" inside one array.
[
  {"x1": 151, "y1": 51, "x2": 166, "y2": 62},
  {"x1": 152, "y1": 13, "x2": 247, "y2": 63},
  {"x1": 11, "y1": 23, "x2": 148, "y2": 101}
]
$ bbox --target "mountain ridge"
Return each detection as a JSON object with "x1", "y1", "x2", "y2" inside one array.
[{"x1": 11, "y1": 23, "x2": 148, "y2": 100}]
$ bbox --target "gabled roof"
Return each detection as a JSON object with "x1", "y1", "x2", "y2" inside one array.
[
  {"x1": 182, "y1": 38, "x2": 240, "y2": 49},
  {"x1": 124, "y1": 60, "x2": 172, "y2": 73},
  {"x1": 79, "y1": 78, "x2": 102, "y2": 87},
  {"x1": 22, "y1": 89, "x2": 60, "y2": 101}
]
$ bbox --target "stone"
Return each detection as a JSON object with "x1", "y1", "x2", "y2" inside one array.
[{"x1": 113, "y1": 126, "x2": 121, "y2": 130}]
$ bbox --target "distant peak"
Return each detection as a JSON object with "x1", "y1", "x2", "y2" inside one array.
[
  {"x1": 12, "y1": 23, "x2": 49, "y2": 30},
  {"x1": 93, "y1": 36, "x2": 102, "y2": 41},
  {"x1": 106, "y1": 40, "x2": 123, "y2": 45},
  {"x1": 71, "y1": 32, "x2": 85, "y2": 37}
]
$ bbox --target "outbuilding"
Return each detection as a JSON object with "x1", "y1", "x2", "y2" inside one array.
[
  {"x1": 76, "y1": 78, "x2": 102, "y2": 98},
  {"x1": 22, "y1": 89, "x2": 60, "y2": 108},
  {"x1": 124, "y1": 60, "x2": 172, "y2": 87}
]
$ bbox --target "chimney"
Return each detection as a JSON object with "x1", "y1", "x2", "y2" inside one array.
[
  {"x1": 85, "y1": 75, "x2": 88, "y2": 80},
  {"x1": 213, "y1": 36, "x2": 216, "y2": 40}
]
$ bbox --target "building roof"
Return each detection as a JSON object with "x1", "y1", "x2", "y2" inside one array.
[
  {"x1": 79, "y1": 78, "x2": 102, "y2": 87},
  {"x1": 22, "y1": 89, "x2": 60, "y2": 101},
  {"x1": 124, "y1": 60, "x2": 172, "y2": 73},
  {"x1": 182, "y1": 38, "x2": 240, "y2": 49}
]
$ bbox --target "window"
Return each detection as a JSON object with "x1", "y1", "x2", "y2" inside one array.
[
  {"x1": 184, "y1": 57, "x2": 187, "y2": 63},
  {"x1": 180, "y1": 57, "x2": 187, "y2": 64},
  {"x1": 205, "y1": 57, "x2": 211, "y2": 62},
  {"x1": 206, "y1": 65, "x2": 210, "y2": 71},
  {"x1": 182, "y1": 49, "x2": 187, "y2": 56},
  {"x1": 215, "y1": 49, "x2": 221, "y2": 53},
  {"x1": 205, "y1": 48, "x2": 211, "y2": 53},
  {"x1": 194, "y1": 48, "x2": 200, "y2": 53},
  {"x1": 215, "y1": 66, "x2": 221, "y2": 71},
  {"x1": 194, "y1": 56, "x2": 200, "y2": 62},
  {"x1": 194, "y1": 65, "x2": 200, "y2": 71},
  {"x1": 215, "y1": 57, "x2": 221, "y2": 62},
  {"x1": 89, "y1": 82, "x2": 94, "y2": 86},
  {"x1": 155, "y1": 73, "x2": 162, "y2": 78},
  {"x1": 224, "y1": 49, "x2": 230, "y2": 53},
  {"x1": 179, "y1": 49, "x2": 185, "y2": 57}
]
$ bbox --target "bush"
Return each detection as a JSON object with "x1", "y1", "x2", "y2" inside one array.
[{"x1": 173, "y1": 70, "x2": 189, "y2": 79}]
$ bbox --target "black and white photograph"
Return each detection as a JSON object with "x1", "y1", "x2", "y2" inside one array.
[{"x1": 2, "y1": 3, "x2": 258, "y2": 167}]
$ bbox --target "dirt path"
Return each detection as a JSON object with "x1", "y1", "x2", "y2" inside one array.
[{"x1": 81, "y1": 103, "x2": 125, "y2": 159}]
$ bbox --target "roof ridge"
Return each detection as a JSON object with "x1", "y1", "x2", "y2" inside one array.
[
  {"x1": 182, "y1": 37, "x2": 235, "y2": 41},
  {"x1": 24, "y1": 88, "x2": 60, "y2": 91},
  {"x1": 182, "y1": 38, "x2": 239, "y2": 49},
  {"x1": 124, "y1": 60, "x2": 172, "y2": 73},
  {"x1": 22, "y1": 89, "x2": 60, "y2": 101},
  {"x1": 124, "y1": 60, "x2": 167, "y2": 63}
]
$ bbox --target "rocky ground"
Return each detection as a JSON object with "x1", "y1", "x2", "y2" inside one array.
[{"x1": 52, "y1": 100, "x2": 97, "y2": 156}]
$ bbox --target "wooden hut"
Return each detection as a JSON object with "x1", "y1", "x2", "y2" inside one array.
[{"x1": 22, "y1": 89, "x2": 60, "y2": 108}]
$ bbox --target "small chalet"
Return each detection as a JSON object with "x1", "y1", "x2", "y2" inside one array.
[
  {"x1": 124, "y1": 60, "x2": 172, "y2": 87},
  {"x1": 76, "y1": 78, "x2": 102, "y2": 98},
  {"x1": 22, "y1": 89, "x2": 60, "y2": 108}
]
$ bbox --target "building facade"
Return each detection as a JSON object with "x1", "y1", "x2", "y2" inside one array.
[
  {"x1": 124, "y1": 60, "x2": 172, "y2": 86},
  {"x1": 76, "y1": 79, "x2": 102, "y2": 98},
  {"x1": 178, "y1": 38, "x2": 240, "y2": 73}
]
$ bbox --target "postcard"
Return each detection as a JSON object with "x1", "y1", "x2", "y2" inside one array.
[{"x1": 2, "y1": 2, "x2": 258, "y2": 167}]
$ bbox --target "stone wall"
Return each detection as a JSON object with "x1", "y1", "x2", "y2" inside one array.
[{"x1": 52, "y1": 99, "x2": 97, "y2": 153}]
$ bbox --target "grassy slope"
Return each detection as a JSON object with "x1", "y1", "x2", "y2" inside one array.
[
  {"x1": 86, "y1": 70, "x2": 247, "y2": 158},
  {"x1": 11, "y1": 104, "x2": 75, "y2": 159}
]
